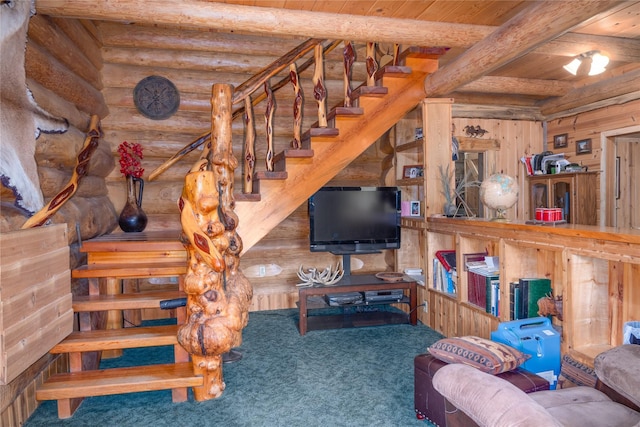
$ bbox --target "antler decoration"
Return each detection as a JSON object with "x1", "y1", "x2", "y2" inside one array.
[{"x1": 296, "y1": 262, "x2": 344, "y2": 287}]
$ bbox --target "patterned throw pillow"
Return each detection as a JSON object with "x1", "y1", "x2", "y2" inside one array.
[{"x1": 428, "y1": 336, "x2": 530, "y2": 375}]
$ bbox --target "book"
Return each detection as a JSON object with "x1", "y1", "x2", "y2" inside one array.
[
  {"x1": 435, "y1": 250, "x2": 456, "y2": 272},
  {"x1": 463, "y1": 252, "x2": 488, "y2": 270},
  {"x1": 432, "y1": 258, "x2": 455, "y2": 294},
  {"x1": 484, "y1": 275, "x2": 499, "y2": 315},
  {"x1": 519, "y1": 278, "x2": 552, "y2": 318},
  {"x1": 509, "y1": 282, "x2": 522, "y2": 320},
  {"x1": 468, "y1": 270, "x2": 487, "y2": 309}
]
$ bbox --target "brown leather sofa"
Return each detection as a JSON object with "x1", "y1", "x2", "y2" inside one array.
[{"x1": 414, "y1": 353, "x2": 549, "y2": 426}]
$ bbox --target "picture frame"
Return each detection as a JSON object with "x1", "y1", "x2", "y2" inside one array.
[
  {"x1": 576, "y1": 138, "x2": 592, "y2": 155},
  {"x1": 410, "y1": 201, "x2": 421, "y2": 217},
  {"x1": 553, "y1": 133, "x2": 568, "y2": 149},
  {"x1": 402, "y1": 164, "x2": 423, "y2": 179}
]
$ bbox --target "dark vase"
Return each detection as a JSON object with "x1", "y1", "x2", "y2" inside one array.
[{"x1": 118, "y1": 175, "x2": 148, "y2": 232}]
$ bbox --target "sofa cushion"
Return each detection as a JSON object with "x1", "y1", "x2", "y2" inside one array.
[
  {"x1": 594, "y1": 344, "x2": 640, "y2": 407},
  {"x1": 432, "y1": 363, "x2": 562, "y2": 427},
  {"x1": 531, "y1": 388, "x2": 640, "y2": 427},
  {"x1": 428, "y1": 336, "x2": 529, "y2": 375}
]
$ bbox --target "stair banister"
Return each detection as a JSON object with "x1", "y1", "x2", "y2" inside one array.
[{"x1": 148, "y1": 39, "x2": 339, "y2": 182}]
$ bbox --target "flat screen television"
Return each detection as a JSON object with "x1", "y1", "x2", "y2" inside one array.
[{"x1": 308, "y1": 186, "x2": 401, "y2": 255}]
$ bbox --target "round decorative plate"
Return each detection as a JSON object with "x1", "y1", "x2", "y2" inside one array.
[
  {"x1": 133, "y1": 75, "x2": 180, "y2": 120},
  {"x1": 375, "y1": 272, "x2": 405, "y2": 282}
]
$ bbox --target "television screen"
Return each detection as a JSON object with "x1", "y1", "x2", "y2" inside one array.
[{"x1": 308, "y1": 186, "x2": 401, "y2": 254}]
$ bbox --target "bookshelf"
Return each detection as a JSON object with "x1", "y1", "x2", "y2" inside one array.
[
  {"x1": 425, "y1": 216, "x2": 640, "y2": 367},
  {"x1": 393, "y1": 99, "x2": 453, "y2": 325}
]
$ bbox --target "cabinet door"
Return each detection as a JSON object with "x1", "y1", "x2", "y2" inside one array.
[
  {"x1": 530, "y1": 182, "x2": 549, "y2": 217},
  {"x1": 551, "y1": 179, "x2": 572, "y2": 222}
]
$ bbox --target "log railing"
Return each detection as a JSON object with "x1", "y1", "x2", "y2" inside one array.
[{"x1": 148, "y1": 39, "x2": 396, "y2": 194}]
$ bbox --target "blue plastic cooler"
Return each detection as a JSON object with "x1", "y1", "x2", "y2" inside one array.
[{"x1": 491, "y1": 317, "x2": 561, "y2": 389}]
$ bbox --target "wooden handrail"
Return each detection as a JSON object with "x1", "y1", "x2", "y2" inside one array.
[
  {"x1": 148, "y1": 39, "x2": 341, "y2": 181},
  {"x1": 231, "y1": 38, "x2": 323, "y2": 105}
]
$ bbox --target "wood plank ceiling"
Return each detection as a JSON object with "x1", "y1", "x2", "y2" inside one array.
[{"x1": 36, "y1": 0, "x2": 640, "y2": 120}]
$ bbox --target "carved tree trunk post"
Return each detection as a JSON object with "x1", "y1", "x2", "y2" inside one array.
[
  {"x1": 243, "y1": 96, "x2": 255, "y2": 194},
  {"x1": 343, "y1": 41, "x2": 355, "y2": 107},
  {"x1": 177, "y1": 83, "x2": 253, "y2": 401},
  {"x1": 393, "y1": 43, "x2": 400, "y2": 66},
  {"x1": 313, "y1": 44, "x2": 327, "y2": 128},
  {"x1": 366, "y1": 42, "x2": 378, "y2": 87},
  {"x1": 264, "y1": 81, "x2": 275, "y2": 171},
  {"x1": 22, "y1": 115, "x2": 101, "y2": 228},
  {"x1": 289, "y1": 63, "x2": 303, "y2": 149}
]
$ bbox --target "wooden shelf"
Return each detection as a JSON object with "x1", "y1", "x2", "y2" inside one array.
[
  {"x1": 396, "y1": 139, "x2": 424, "y2": 152},
  {"x1": 306, "y1": 310, "x2": 410, "y2": 332},
  {"x1": 401, "y1": 217, "x2": 426, "y2": 229},
  {"x1": 425, "y1": 216, "x2": 640, "y2": 365},
  {"x1": 397, "y1": 178, "x2": 423, "y2": 186}
]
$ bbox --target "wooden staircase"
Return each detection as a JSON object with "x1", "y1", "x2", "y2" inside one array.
[
  {"x1": 36, "y1": 47, "x2": 442, "y2": 418},
  {"x1": 36, "y1": 264, "x2": 192, "y2": 419},
  {"x1": 235, "y1": 48, "x2": 441, "y2": 252}
]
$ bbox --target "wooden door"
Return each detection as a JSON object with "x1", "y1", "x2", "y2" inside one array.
[{"x1": 614, "y1": 137, "x2": 640, "y2": 229}]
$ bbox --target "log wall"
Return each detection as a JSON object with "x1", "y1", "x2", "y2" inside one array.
[
  {"x1": 0, "y1": 16, "x2": 113, "y2": 425},
  {"x1": 96, "y1": 23, "x2": 387, "y2": 298}
]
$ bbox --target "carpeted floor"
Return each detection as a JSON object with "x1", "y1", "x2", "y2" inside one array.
[{"x1": 25, "y1": 308, "x2": 442, "y2": 426}]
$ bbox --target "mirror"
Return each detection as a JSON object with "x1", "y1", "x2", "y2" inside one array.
[{"x1": 454, "y1": 152, "x2": 484, "y2": 217}]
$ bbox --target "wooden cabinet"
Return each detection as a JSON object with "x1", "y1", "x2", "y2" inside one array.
[
  {"x1": 528, "y1": 172, "x2": 598, "y2": 225},
  {"x1": 425, "y1": 217, "x2": 640, "y2": 368}
]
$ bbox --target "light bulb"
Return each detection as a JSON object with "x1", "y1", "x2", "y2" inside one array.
[
  {"x1": 563, "y1": 58, "x2": 582, "y2": 75},
  {"x1": 588, "y1": 52, "x2": 609, "y2": 76}
]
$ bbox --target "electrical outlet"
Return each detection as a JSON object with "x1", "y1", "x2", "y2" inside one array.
[{"x1": 423, "y1": 300, "x2": 428, "y2": 313}]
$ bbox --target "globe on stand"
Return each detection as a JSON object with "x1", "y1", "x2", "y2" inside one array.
[{"x1": 479, "y1": 173, "x2": 519, "y2": 221}]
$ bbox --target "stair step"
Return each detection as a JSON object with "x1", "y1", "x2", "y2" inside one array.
[
  {"x1": 51, "y1": 324, "x2": 179, "y2": 353},
  {"x1": 400, "y1": 46, "x2": 449, "y2": 60},
  {"x1": 303, "y1": 127, "x2": 340, "y2": 139},
  {"x1": 235, "y1": 192, "x2": 261, "y2": 202},
  {"x1": 73, "y1": 290, "x2": 185, "y2": 312},
  {"x1": 351, "y1": 86, "x2": 388, "y2": 100},
  {"x1": 254, "y1": 170, "x2": 287, "y2": 180},
  {"x1": 375, "y1": 65, "x2": 412, "y2": 80},
  {"x1": 272, "y1": 149, "x2": 314, "y2": 172},
  {"x1": 327, "y1": 106, "x2": 364, "y2": 121},
  {"x1": 72, "y1": 262, "x2": 187, "y2": 279},
  {"x1": 36, "y1": 362, "x2": 201, "y2": 401}
]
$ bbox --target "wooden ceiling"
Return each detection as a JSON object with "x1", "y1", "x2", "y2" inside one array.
[{"x1": 36, "y1": 0, "x2": 640, "y2": 120}]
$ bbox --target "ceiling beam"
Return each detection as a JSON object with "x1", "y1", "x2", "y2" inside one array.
[
  {"x1": 457, "y1": 76, "x2": 574, "y2": 97},
  {"x1": 542, "y1": 32, "x2": 640, "y2": 64},
  {"x1": 35, "y1": 0, "x2": 638, "y2": 62},
  {"x1": 423, "y1": 1, "x2": 624, "y2": 97},
  {"x1": 539, "y1": 68, "x2": 640, "y2": 117},
  {"x1": 35, "y1": 0, "x2": 494, "y2": 46}
]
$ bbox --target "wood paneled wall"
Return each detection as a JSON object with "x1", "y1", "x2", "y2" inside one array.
[
  {"x1": 546, "y1": 99, "x2": 640, "y2": 171},
  {"x1": 546, "y1": 99, "x2": 640, "y2": 225},
  {"x1": 452, "y1": 118, "x2": 544, "y2": 221}
]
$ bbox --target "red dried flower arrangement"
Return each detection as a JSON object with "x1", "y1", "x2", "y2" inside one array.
[{"x1": 118, "y1": 141, "x2": 144, "y2": 178}]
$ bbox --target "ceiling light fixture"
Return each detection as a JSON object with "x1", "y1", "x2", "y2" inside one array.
[{"x1": 563, "y1": 50, "x2": 609, "y2": 76}]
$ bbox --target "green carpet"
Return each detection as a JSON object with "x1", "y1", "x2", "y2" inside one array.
[{"x1": 25, "y1": 308, "x2": 442, "y2": 426}]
